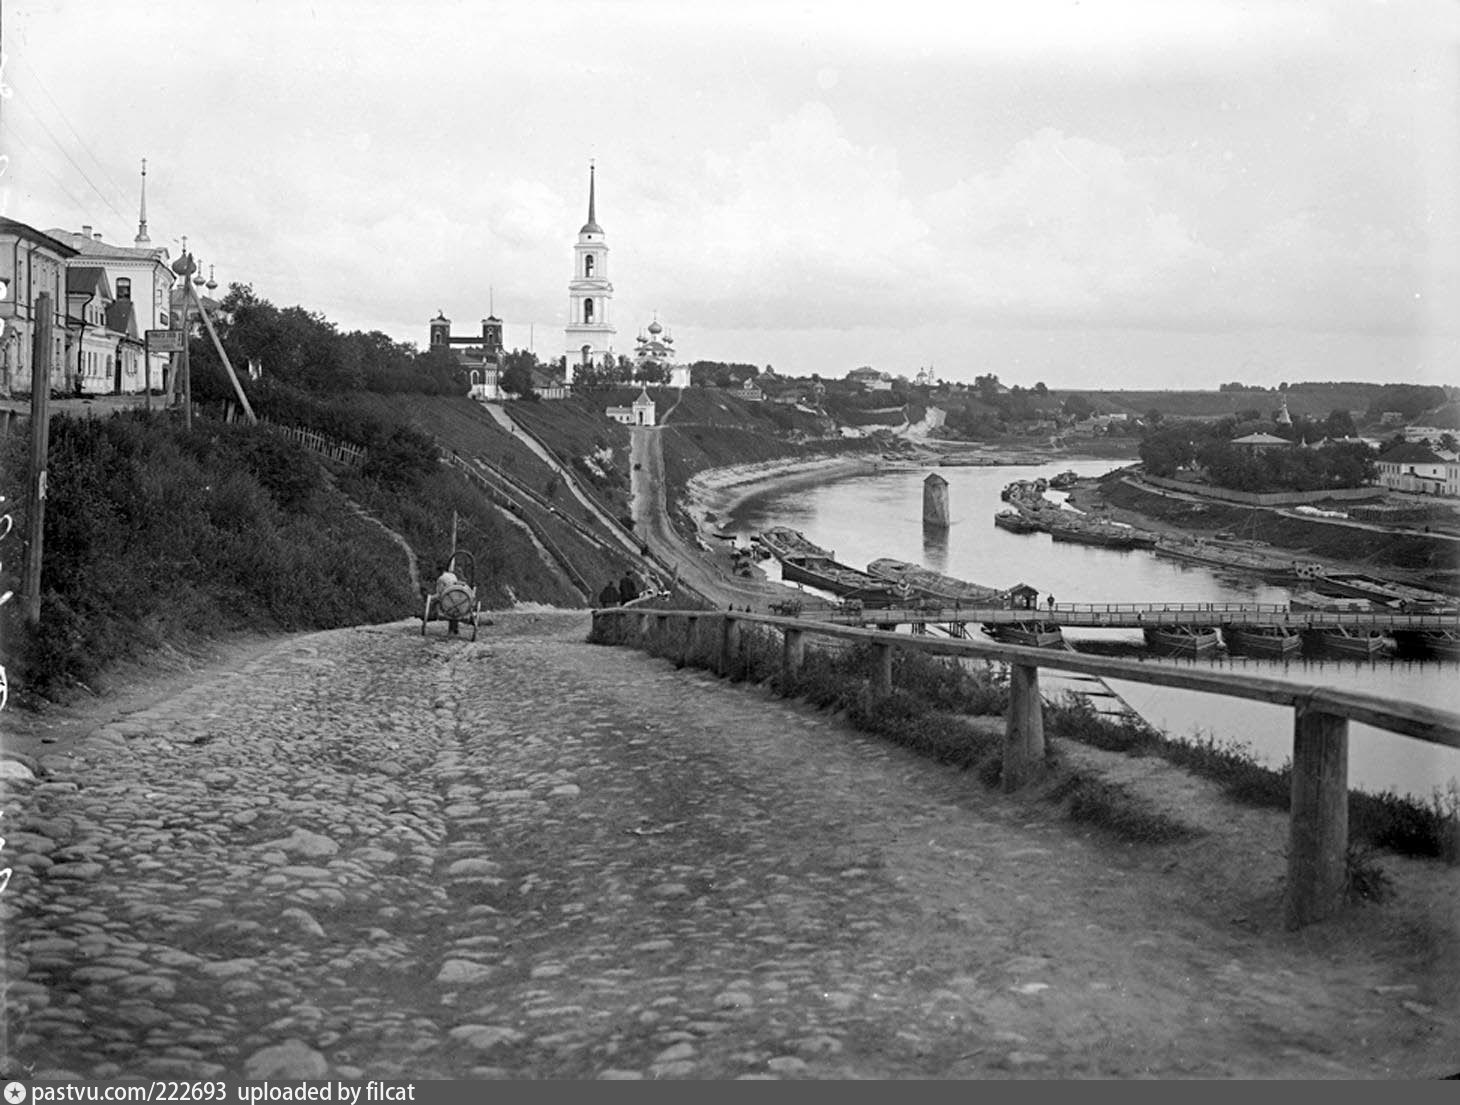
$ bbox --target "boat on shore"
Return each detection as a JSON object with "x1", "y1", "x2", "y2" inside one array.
[
  {"x1": 1048, "y1": 522, "x2": 1158, "y2": 550},
  {"x1": 983, "y1": 620, "x2": 1064, "y2": 648},
  {"x1": 1143, "y1": 624, "x2": 1221, "y2": 655},
  {"x1": 756, "y1": 526, "x2": 898, "y2": 604},
  {"x1": 1303, "y1": 625, "x2": 1392, "y2": 658},
  {"x1": 1152, "y1": 536, "x2": 1300, "y2": 579},
  {"x1": 865, "y1": 559, "x2": 1005, "y2": 606},
  {"x1": 1222, "y1": 623, "x2": 1303, "y2": 657},
  {"x1": 994, "y1": 510, "x2": 1043, "y2": 534}
]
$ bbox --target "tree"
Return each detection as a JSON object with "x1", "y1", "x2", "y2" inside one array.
[
  {"x1": 1062, "y1": 394, "x2": 1095, "y2": 420},
  {"x1": 1440, "y1": 432, "x2": 1458, "y2": 454},
  {"x1": 500, "y1": 349, "x2": 538, "y2": 396}
]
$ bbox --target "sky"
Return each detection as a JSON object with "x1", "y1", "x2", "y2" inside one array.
[{"x1": 4, "y1": 0, "x2": 1458, "y2": 389}]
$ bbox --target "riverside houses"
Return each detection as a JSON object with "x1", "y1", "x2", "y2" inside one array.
[{"x1": 1375, "y1": 441, "x2": 1458, "y2": 497}]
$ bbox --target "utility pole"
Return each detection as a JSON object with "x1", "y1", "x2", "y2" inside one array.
[
  {"x1": 171, "y1": 249, "x2": 196, "y2": 429},
  {"x1": 23, "y1": 293, "x2": 52, "y2": 626}
]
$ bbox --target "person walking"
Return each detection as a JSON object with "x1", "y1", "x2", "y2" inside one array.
[
  {"x1": 618, "y1": 572, "x2": 639, "y2": 605},
  {"x1": 599, "y1": 581, "x2": 619, "y2": 607}
]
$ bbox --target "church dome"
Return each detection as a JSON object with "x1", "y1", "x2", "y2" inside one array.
[{"x1": 647, "y1": 320, "x2": 663, "y2": 335}]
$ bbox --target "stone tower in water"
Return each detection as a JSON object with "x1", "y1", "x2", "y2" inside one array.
[{"x1": 923, "y1": 472, "x2": 949, "y2": 527}]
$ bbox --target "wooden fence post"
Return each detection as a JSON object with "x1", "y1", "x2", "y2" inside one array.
[
  {"x1": 674, "y1": 614, "x2": 690, "y2": 668},
  {"x1": 1003, "y1": 663, "x2": 1046, "y2": 791},
  {"x1": 1285, "y1": 705, "x2": 1349, "y2": 929},
  {"x1": 720, "y1": 615, "x2": 740, "y2": 679},
  {"x1": 782, "y1": 628, "x2": 805, "y2": 689},
  {"x1": 871, "y1": 642, "x2": 893, "y2": 698}
]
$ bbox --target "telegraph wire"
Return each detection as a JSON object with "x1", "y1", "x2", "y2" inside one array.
[
  {"x1": 0, "y1": 122, "x2": 94, "y2": 216},
  {"x1": 8, "y1": 86, "x2": 129, "y2": 224},
  {"x1": 12, "y1": 53, "x2": 130, "y2": 208}
]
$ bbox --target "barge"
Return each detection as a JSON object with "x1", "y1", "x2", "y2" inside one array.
[
  {"x1": 865, "y1": 559, "x2": 1005, "y2": 606},
  {"x1": 756, "y1": 527, "x2": 898, "y2": 604}
]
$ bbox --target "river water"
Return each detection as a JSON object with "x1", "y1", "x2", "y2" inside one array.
[{"x1": 724, "y1": 457, "x2": 1460, "y2": 803}]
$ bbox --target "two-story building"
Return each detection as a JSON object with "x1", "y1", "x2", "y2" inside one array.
[
  {"x1": 45, "y1": 222, "x2": 174, "y2": 394},
  {"x1": 0, "y1": 218, "x2": 76, "y2": 395},
  {"x1": 65, "y1": 267, "x2": 128, "y2": 395}
]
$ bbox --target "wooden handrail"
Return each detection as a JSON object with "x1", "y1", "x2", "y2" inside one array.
[{"x1": 590, "y1": 608, "x2": 1460, "y2": 930}]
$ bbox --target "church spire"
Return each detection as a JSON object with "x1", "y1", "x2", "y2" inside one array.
[
  {"x1": 134, "y1": 158, "x2": 151, "y2": 246},
  {"x1": 580, "y1": 161, "x2": 602, "y2": 235}
]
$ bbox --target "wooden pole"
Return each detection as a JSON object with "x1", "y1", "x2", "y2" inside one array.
[
  {"x1": 23, "y1": 293, "x2": 52, "y2": 627},
  {"x1": 1285, "y1": 706, "x2": 1349, "y2": 929},
  {"x1": 1003, "y1": 663, "x2": 1046, "y2": 791},
  {"x1": 781, "y1": 627, "x2": 805, "y2": 688},
  {"x1": 720, "y1": 614, "x2": 740, "y2": 679},
  {"x1": 872, "y1": 643, "x2": 893, "y2": 697},
  {"x1": 189, "y1": 281, "x2": 256, "y2": 423}
]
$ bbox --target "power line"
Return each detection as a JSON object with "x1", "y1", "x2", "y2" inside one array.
[
  {"x1": 0, "y1": 122, "x2": 94, "y2": 216},
  {"x1": 9, "y1": 89, "x2": 129, "y2": 224},
  {"x1": 12, "y1": 54, "x2": 131, "y2": 207}
]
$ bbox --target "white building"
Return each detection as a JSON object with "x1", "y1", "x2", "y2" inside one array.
[
  {"x1": 45, "y1": 167, "x2": 174, "y2": 395},
  {"x1": 0, "y1": 217, "x2": 76, "y2": 395},
  {"x1": 606, "y1": 387, "x2": 656, "y2": 426},
  {"x1": 564, "y1": 164, "x2": 616, "y2": 384}
]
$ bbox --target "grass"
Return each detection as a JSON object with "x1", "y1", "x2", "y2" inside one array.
[{"x1": 590, "y1": 610, "x2": 1460, "y2": 862}]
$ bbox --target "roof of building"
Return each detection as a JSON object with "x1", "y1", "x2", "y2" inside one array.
[
  {"x1": 66, "y1": 267, "x2": 111, "y2": 298},
  {"x1": 0, "y1": 217, "x2": 80, "y2": 257},
  {"x1": 1232, "y1": 432, "x2": 1292, "y2": 446},
  {"x1": 104, "y1": 298, "x2": 141, "y2": 338},
  {"x1": 45, "y1": 227, "x2": 170, "y2": 265},
  {"x1": 580, "y1": 164, "x2": 603, "y2": 235},
  {"x1": 1378, "y1": 442, "x2": 1447, "y2": 465}
]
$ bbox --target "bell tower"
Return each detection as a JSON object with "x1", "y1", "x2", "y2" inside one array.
[{"x1": 564, "y1": 162, "x2": 615, "y2": 384}]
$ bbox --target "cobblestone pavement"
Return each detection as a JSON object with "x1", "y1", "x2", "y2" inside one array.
[{"x1": 2, "y1": 613, "x2": 1454, "y2": 1079}]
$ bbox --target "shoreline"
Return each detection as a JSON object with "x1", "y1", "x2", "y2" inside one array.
[{"x1": 684, "y1": 443, "x2": 1117, "y2": 533}]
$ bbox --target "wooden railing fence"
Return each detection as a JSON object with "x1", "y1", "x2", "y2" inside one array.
[{"x1": 591, "y1": 607, "x2": 1460, "y2": 930}]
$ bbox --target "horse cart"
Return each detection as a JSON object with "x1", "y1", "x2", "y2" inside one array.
[{"x1": 422, "y1": 548, "x2": 483, "y2": 640}]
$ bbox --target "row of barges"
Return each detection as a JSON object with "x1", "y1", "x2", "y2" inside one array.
[{"x1": 752, "y1": 524, "x2": 1460, "y2": 660}]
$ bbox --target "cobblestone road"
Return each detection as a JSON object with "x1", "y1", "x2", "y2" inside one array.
[{"x1": 3, "y1": 613, "x2": 1454, "y2": 1079}]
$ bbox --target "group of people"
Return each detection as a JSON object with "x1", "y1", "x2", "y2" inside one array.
[{"x1": 599, "y1": 572, "x2": 641, "y2": 607}]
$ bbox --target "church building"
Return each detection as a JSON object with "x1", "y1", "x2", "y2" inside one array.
[
  {"x1": 429, "y1": 309, "x2": 505, "y2": 399},
  {"x1": 564, "y1": 164, "x2": 615, "y2": 384},
  {"x1": 633, "y1": 317, "x2": 690, "y2": 389}
]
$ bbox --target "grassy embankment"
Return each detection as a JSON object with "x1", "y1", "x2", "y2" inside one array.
[
  {"x1": 0, "y1": 400, "x2": 656, "y2": 704},
  {"x1": 590, "y1": 614, "x2": 1459, "y2": 882},
  {"x1": 1101, "y1": 473, "x2": 1460, "y2": 584}
]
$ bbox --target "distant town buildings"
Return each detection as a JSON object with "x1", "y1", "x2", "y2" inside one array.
[
  {"x1": 564, "y1": 164, "x2": 616, "y2": 384},
  {"x1": 1375, "y1": 441, "x2": 1458, "y2": 496}
]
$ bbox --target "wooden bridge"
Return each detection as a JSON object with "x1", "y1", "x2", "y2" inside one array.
[
  {"x1": 591, "y1": 607, "x2": 1460, "y2": 932},
  {"x1": 809, "y1": 601, "x2": 1460, "y2": 633}
]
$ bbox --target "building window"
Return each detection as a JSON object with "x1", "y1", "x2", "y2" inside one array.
[
  {"x1": 584, "y1": 254, "x2": 595, "y2": 278},
  {"x1": 583, "y1": 298, "x2": 594, "y2": 324},
  {"x1": 116, "y1": 278, "x2": 131, "y2": 300}
]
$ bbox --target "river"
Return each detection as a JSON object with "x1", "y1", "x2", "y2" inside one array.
[{"x1": 723, "y1": 457, "x2": 1460, "y2": 803}]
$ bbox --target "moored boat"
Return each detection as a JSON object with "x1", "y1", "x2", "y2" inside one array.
[
  {"x1": 983, "y1": 620, "x2": 1064, "y2": 648},
  {"x1": 865, "y1": 559, "x2": 1005, "y2": 606},
  {"x1": 1303, "y1": 625, "x2": 1392, "y2": 658},
  {"x1": 1143, "y1": 624, "x2": 1221, "y2": 655},
  {"x1": 994, "y1": 510, "x2": 1043, "y2": 534},
  {"x1": 1390, "y1": 628, "x2": 1460, "y2": 661},
  {"x1": 1289, "y1": 590, "x2": 1372, "y2": 613},
  {"x1": 756, "y1": 526, "x2": 898, "y2": 603},
  {"x1": 1222, "y1": 623, "x2": 1303, "y2": 657}
]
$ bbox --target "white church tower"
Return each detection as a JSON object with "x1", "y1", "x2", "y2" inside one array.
[{"x1": 564, "y1": 162, "x2": 615, "y2": 384}]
